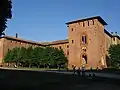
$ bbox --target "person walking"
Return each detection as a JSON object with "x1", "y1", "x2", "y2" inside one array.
[
  {"x1": 82, "y1": 66, "x2": 86, "y2": 76},
  {"x1": 77, "y1": 67, "x2": 81, "y2": 76},
  {"x1": 72, "y1": 65, "x2": 76, "y2": 74}
]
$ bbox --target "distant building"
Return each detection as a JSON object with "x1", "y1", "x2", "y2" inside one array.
[{"x1": 0, "y1": 16, "x2": 120, "y2": 69}]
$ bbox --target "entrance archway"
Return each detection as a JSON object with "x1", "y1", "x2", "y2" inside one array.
[{"x1": 82, "y1": 54, "x2": 87, "y2": 66}]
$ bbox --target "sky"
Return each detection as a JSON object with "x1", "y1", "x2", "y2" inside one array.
[{"x1": 6, "y1": 0, "x2": 120, "y2": 42}]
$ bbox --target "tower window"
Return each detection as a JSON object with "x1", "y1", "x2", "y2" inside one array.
[
  {"x1": 93, "y1": 20, "x2": 94, "y2": 25},
  {"x1": 88, "y1": 21, "x2": 89, "y2": 26},
  {"x1": 82, "y1": 35, "x2": 87, "y2": 44},
  {"x1": 72, "y1": 40, "x2": 74, "y2": 43},
  {"x1": 71, "y1": 28, "x2": 73, "y2": 31},
  {"x1": 67, "y1": 45, "x2": 69, "y2": 48},
  {"x1": 83, "y1": 22, "x2": 85, "y2": 27}
]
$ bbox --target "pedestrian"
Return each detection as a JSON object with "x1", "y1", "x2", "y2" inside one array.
[
  {"x1": 96, "y1": 67, "x2": 99, "y2": 70},
  {"x1": 82, "y1": 66, "x2": 86, "y2": 76},
  {"x1": 90, "y1": 67, "x2": 93, "y2": 73},
  {"x1": 72, "y1": 65, "x2": 76, "y2": 74},
  {"x1": 58, "y1": 64, "x2": 60, "y2": 71},
  {"x1": 90, "y1": 67, "x2": 93, "y2": 71},
  {"x1": 77, "y1": 67, "x2": 81, "y2": 76},
  {"x1": 14, "y1": 64, "x2": 17, "y2": 68},
  {"x1": 83, "y1": 66, "x2": 86, "y2": 76}
]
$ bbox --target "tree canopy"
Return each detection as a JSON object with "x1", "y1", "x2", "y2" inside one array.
[
  {"x1": 108, "y1": 44, "x2": 120, "y2": 68},
  {"x1": 4, "y1": 46, "x2": 68, "y2": 68},
  {"x1": 0, "y1": 0, "x2": 12, "y2": 36}
]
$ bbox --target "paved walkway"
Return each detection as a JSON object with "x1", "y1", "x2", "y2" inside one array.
[{"x1": 0, "y1": 67, "x2": 120, "y2": 79}]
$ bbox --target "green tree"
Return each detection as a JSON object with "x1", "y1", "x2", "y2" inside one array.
[
  {"x1": 43, "y1": 46, "x2": 68, "y2": 68},
  {"x1": 26, "y1": 46, "x2": 34, "y2": 67},
  {"x1": 4, "y1": 47, "x2": 20, "y2": 66},
  {"x1": 18, "y1": 47, "x2": 27, "y2": 67},
  {"x1": 41, "y1": 47, "x2": 50, "y2": 66},
  {"x1": 11, "y1": 47, "x2": 21, "y2": 65},
  {"x1": 33, "y1": 47, "x2": 44, "y2": 68},
  {"x1": 56, "y1": 49, "x2": 68, "y2": 65},
  {"x1": 0, "y1": 0, "x2": 12, "y2": 36},
  {"x1": 44, "y1": 47, "x2": 55, "y2": 66},
  {"x1": 4, "y1": 49, "x2": 13, "y2": 63},
  {"x1": 109, "y1": 44, "x2": 120, "y2": 68}
]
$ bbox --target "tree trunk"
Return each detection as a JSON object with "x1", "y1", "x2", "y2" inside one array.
[
  {"x1": 29, "y1": 64, "x2": 31, "y2": 68},
  {"x1": 37, "y1": 65, "x2": 40, "y2": 68},
  {"x1": 21, "y1": 64, "x2": 23, "y2": 68}
]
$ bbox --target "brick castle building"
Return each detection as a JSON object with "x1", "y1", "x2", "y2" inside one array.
[{"x1": 0, "y1": 16, "x2": 120, "y2": 69}]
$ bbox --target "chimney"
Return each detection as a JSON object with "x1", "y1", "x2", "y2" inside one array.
[{"x1": 16, "y1": 33, "x2": 18, "y2": 38}]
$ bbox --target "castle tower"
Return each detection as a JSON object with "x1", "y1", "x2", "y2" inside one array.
[{"x1": 66, "y1": 16, "x2": 108, "y2": 69}]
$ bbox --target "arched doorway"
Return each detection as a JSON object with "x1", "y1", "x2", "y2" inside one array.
[{"x1": 82, "y1": 54, "x2": 87, "y2": 66}]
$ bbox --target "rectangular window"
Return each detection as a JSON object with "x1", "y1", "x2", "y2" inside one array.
[
  {"x1": 83, "y1": 22, "x2": 85, "y2": 27},
  {"x1": 84, "y1": 36, "x2": 87, "y2": 44},
  {"x1": 82, "y1": 36, "x2": 84, "y2": 43},
  {"x1": 82, "y1": 36, "x2": 87, "y2": 44},
  {"x1": 93, "y1": 20, "x2": 94, "y2": 25},
  {"x1": 71, "y1": 28, "x2": 73, "y2": 31},
  {"x1": 88, "y1": 21, "x2": 89, "y2": 26}
]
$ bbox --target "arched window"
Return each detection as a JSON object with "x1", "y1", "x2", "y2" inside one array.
[
  {"x1": 82, "y1": 35, "x2": 87, "y2": 44},
  {"x1": 82, "y1": 54, "x2": 87, "y2": 65}
]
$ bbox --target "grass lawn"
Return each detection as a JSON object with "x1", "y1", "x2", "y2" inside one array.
[{"x1": 0, "y1": 69, "x2": 120, "y2": 90}]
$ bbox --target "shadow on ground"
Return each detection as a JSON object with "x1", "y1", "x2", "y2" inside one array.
[{"x1": 0, "y1": 69, "x2": 120, "y2": 90}]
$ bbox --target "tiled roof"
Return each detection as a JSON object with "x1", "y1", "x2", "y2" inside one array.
[
  {"x1": 1, "y1": 36, "x2": 44, "y2": 46},
  {"x1": 51, "y1": 39, "x2": 68, "y2": 45},
  {"x1": 0, "y1": 36, "x2": 68, "y2": 46}
]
